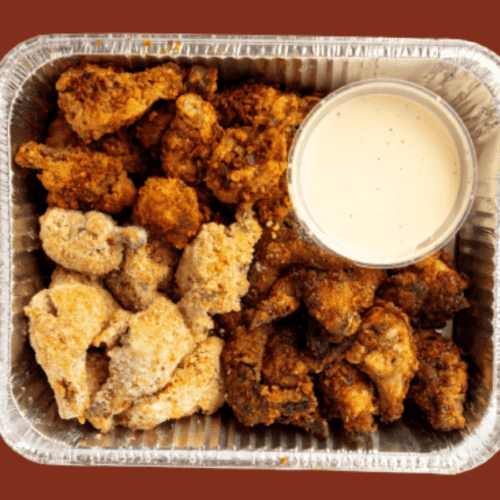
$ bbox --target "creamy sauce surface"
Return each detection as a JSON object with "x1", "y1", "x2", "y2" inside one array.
[{"x1": 300, "y1": 93, "x2": 461, "y2": 261}]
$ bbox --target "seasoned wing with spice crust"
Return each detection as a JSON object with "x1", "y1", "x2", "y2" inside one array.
[
  {"x1": 161, "y1": 93, "x2": 222, "y2": 186},
  {"x1": 15, "y1": 141, "x2": 137, "y2": 214},
  {"x1": 379, "y1": 250, "x2": 469, "y2": 329},
  {"x1": 409, "y1": 330, "x2": 468, "y2": 430},
  {"x1": 345, "y1": 300, "x2": 418, "y2": 422},
  {"x1": 132, "y1": 176, "x2": 203, "y2": 249},
  {"x1": 56, "y1": 62, "x2": 184, "y2": 143}
]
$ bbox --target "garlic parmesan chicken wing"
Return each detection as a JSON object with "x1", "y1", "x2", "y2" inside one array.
[
  {"x1": 379, "y1": 250, "x2": 469, "y2": 329},
  {"x1": 409, "y1": 330, "x2": 468, "y2": 431},
  {"x1": 175, "y1": 210, "x2": 262, "y2": 342},
  {"x1": 39, "y1": 208, "x2": 147, "y2": 276},
  {"x1": 161, "y1": 93, "x2": 222, "y2": 186},
  {"x1": 24, "y1": 282, "x2": 123, "y2": 423},
  {"x1": 15, "y1": 141, "x2": 137, "y2": 214},
  {"x1": 319, "y1": 359, "x2": 379, "y2": 437},
  {"x1": 132, "y1": 176, "x2": 203, "y2": 249},
  {"x1": 120, "y1": 336, "x2": 225, "y2": 430},
  {"x1": 105, "y1": 237, "x2": 179, "y2": 312},
  {"x1": 85, "y1": 297, "x2": 195, "y2": 433},
  {"x1": 206, "y1": 126, "x2": 287, "y2": 204},
  {"x1": 345, "y1": 301, "x2": 418, "y2": 422},
  {"x1": 56, "y1": 62, "x2": 184, "y2": 143}
]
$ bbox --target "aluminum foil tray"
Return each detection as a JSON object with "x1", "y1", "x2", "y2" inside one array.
[{"x1": 1, "y1": 34, "x2": 500, "y2": 473}]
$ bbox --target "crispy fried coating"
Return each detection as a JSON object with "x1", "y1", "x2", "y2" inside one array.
[
  {"x1": 379, "y1": 250, "x2": 469, "y2": 329},
  {"x1": 105, "y1": 237, "x2": 179, "y2": 311},
  {"x1": 132, "y1": 176, "x2": 203, "y2": 249},
  {"x1": 222, "y1": 319, "x2": 328, "y2": 437},
  {"x1": 85, "y1": 297, "x2": 195, "y2": 433},
  {"x1": 175, "y1": 210, "x2": 262, "y2": 342},
  {"x1": 409, "y1": 330, "x2": 468, "y2": 431},
  {"x1": 56, "y1": 62, "x2": 184, "y2": 143},
  {"x1": 186, "y1": 65, "x2": 218, "y2": 98},
  {"x1": 15, "y1": 141, "x2": 137, "y2": 214},
  {"x1": 39, "y1": 208, "x2": 147, "y2": 276},
  {"x1": 45, "y1": 110, "x2": 81, "y2": 149},
  {"x1": 345, "y1": 301, "x2": 418, "y2": 422},
  {"x1": 120, "y1": 336, "x2": 225, "y2": 430},
  {"x1": 302, "y1": 267, "x2": 386, "y2": 342},
  {"x1": 131, "y1": 100, "x2": 176, "y2": 155},
  {"x1": 212, "y1": 83, "x2": 312, "y2": 129},
  {"x1": 86, "y1": 348, "x2": 110, "y2": 397},
  {"x1": 24, "y1": 282, "x2": 120, "y2": 422},
  {"x1": 161, "y1": 93, "x2": 222, "y2": 186},
  {"x1": 206, "y1": 127, "x2": 287, "y2": 204},
  {"x1": 319, "y1": 359, "x2": 379, "y2": 437}
]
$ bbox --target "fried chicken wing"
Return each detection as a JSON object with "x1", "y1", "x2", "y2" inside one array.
[
  {"x1": 175, "y1": 209, "x2": 262, "y2": 342},
  {"x1": 132, "y1": 176, "x2": 203, "y2": 249},
  {"x1": 319, "y1": 359, "x2": 379, "y2": 437},
  {"x1": 39, "y1": 208, "x2": 147, "y2": 276},
  {"x1": 24, "y1": 282, "x2": 121, "y2": 422},
  {"x1": 161, "y1": 93, "x2": 222, "y2": 186},
  {"x1": 254, "y1": 171, "x2": 292, "y2": 226},
  {"x1": 120, "y1": 336, "x2": 225, "y2": 430},
  {"x1": 15, "y1": 141, "x2": 137, "y2": 214},
  {"x1": 85, "y1": 297, "x2": 195, "y2": 433},
  {"x1": 222, "y1": 320, "x2": 329, "y2": 437},
  {"x1": 379, "y1": 250, "x2": 469, "y2": 329},
  {"x1": 206, "y1": 127, "x2": 287, "y2": 204},
  {"x1": 44, "y1": 109, "x2": 81, "y2": 149},
  {"x1": 105, "y1": 237, "x2": 179, "y2": 311},
  {"x1": 345, "y1": 300, "x2": 418, "y2": 422},
  {"x1": 409, "y1": 330, "x2": 468, "y2": 430},
  {"x1": 56, "y1": 62, "x2": 184, "y2": 143}
]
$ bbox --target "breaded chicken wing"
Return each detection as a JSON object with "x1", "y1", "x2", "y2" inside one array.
[
  {"x1": 161, "y1": 93, "x2": 222, "y2": 186},
  {"x1": 85, "y1": 297, "x2": 195, "y2": 433},
  {"x1": 175, "y1": 209, "x2": 262, "y2": 342},
  {"x1": 409, "y1": 330, "x2": 468, "y2": 430},
  {"x1": 379, "y1": 250, "x2": 469, "y2": 329},
  {"x1": 24, "y1": 282, "x2": 121, "y2": 422},
  {"x1": 105, "y1": 237, "x2": 179, "y2": 311},
  {"x1": 132, "y1": 176, "x2": 203, "y2": 249},
  {"x1": 345, "y1": 300, "x2": 418, "y2": 422},
  {"x1": 319, "y1": 359, "x2": 379, "y2": 437},
  {"x1": 120, "y1": 336, "x2": 225, "y2": 430},
  {"x1": 44, "y1": 110, "x2": 81, "y2": 149},
  {"x1": 15, "y1": 141, "x2": 137, "y2": 214},
  {"x1": 206, "y1": 127, "x2": 287, "y2": 204},
  {"x1": 39, "y1": 208, "x2": 147, "y2": 276},
  {"x1": 56, "y1": 62, "x2": 184, "y2": 142},
  {"x1": 254, "y1": 171, "x2": 292, "y2": 226}
]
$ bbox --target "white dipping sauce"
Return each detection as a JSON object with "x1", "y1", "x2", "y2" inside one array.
[{"x1": 296, "y1": 92, "x2": 465, "y2": 266}]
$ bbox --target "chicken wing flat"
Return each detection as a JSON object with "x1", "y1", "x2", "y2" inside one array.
[
  {"x1": 24, "y1": 282, "x2": 122, "y2": 423},
  {"x1": 56, "y1": 62, "x2": 184, "y2": 143},
  {"x1": 39, "y1": 208, "x2": 147, "y2": 276},
  {"x1": 409, "y1": 330, "x2": 468, "y2": 430},
  {"x1": 161, "y1": 93, "x2": 222, "y2": 185},
  {"x1": 175, "y1": 209, "x2": 262, "y2": 342},
  {"x1": 15, "y1": 141, "x2": 137, "y2": 214},
  {"x1": 206, "y1": 127, "x2": 287, "y2": 204},
  {"x1": 85, "y1": 297, "x2": 195, "y2": 433},
  {"x1": 379, "y1": 250, "x2": 469, "y2": 329},
  {"x1": 105, "y1": 237, "x2": 179, "y2": 311},
  {"x1": 319, "y1": 359, "x2": 379, "y2": 437},
  {"x1": 132, "y1": 176, "x2": 203, "y2": 249},
  {"x1": 345, "y1": 300, "x2": 419, "y2": 422},
  {"x1": 120, "y1": 336, "x2": 225, "y2": 430}
]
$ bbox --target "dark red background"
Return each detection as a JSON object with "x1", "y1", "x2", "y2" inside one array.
[{"x1": 2, "y1": 1, "x2": 499, "y2": 498}]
